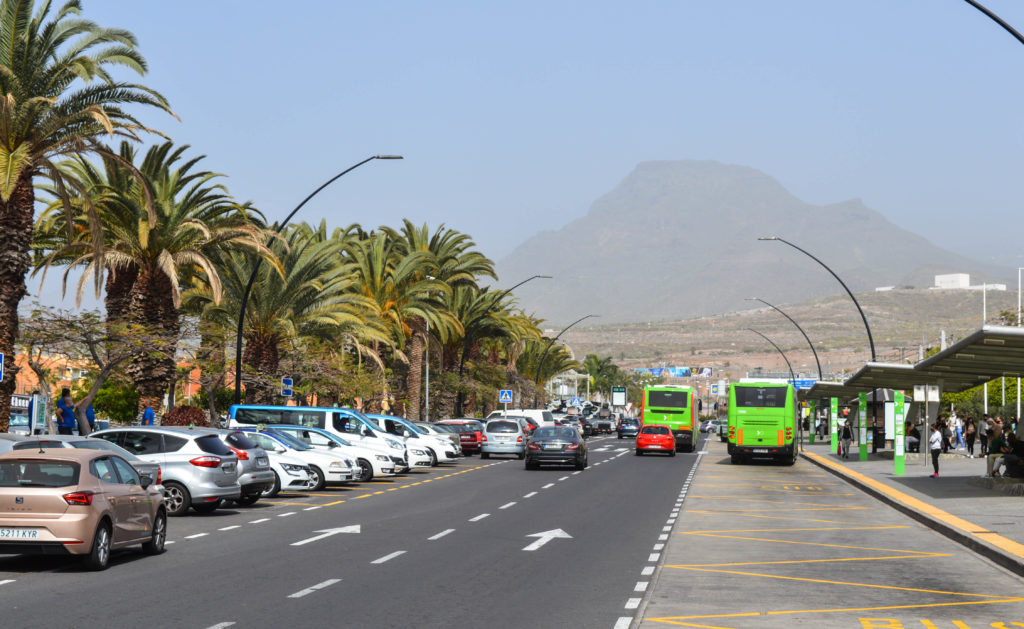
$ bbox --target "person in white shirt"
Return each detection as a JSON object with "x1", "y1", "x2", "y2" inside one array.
[{"x1": 929, "y1": 423, "x2": 943, "y2": 478}]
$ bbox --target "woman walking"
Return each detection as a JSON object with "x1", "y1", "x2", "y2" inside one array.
[
  {"x1": 964, "y1": 417, "x2": 976, "y2": 458},
  {"x1": 929, "y1": 423, "x2": 943, "y2": 478}
]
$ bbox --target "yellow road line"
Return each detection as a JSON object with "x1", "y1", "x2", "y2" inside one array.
[
  {"x1": 322, "y1": 500, "x2": 346, "y2": 506},
  {"x1": 805, "y1": 451, "x2": 1024, "y2": 561},
  {"x1": 678, "y1": 532, "x2": 941, "y2": 555},
  {"x1": 681, "y1": 525, "x2": 909, "y2": 534}
]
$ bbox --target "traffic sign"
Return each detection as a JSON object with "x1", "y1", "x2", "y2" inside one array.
[
  {"x1": 570, "y1": 397, "x2": 581, "y2": 407},
  {"x1": 611, "y1": 387, "x2": 627, "y2": 406},
  {"x1": 711, "y1": 384, "x2": 719, "y2": 395},
  {"x1": 499, "y1": 389, "x2": 513, "y2": 404},
  {"x1": 281, "y1": 388, "x2": 293, "y2": 397},
  {"x1": 282, "y1": 377, "x2": 293, "y2": 387},
  {"x1": 0, "y1": 352, "x2": 4, "y2": 381}
]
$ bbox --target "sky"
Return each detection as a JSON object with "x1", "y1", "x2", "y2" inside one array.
[{"x1": 34, "y1": 0, "x2": 1024, "y2": 309}]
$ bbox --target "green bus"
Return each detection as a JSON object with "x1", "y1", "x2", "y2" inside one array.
[
  {"x1": 727, "y1": 382, "x2": 797, "y2": 465},
  {"x1": 641, "y1": 384, "x2": 697, "y2": 452}
]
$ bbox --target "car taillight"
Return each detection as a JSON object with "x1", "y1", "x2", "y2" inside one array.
[
  {"x1": 528, "y1": 443, "x2": 541, "y2": 450},
  {"x1": 189, "y1": 456, "x2": 222, "y2": 468},
  {"x1": 567, "y1": 443, "x2": 580, "y2": 450},
  {"x1": 481, "y1": 434, "x2": 488, "y2": 442},
  {"x1": 156, "y1": 468, "x2": 163, "y2": 485},
  {"x1": 517, "y1": 435, "x2": 523, "y2": 443},
  {"x1": 63, "y1": 491, "x2": 93, "y2": 505},
  {"x1": 227, "y1": 445, "x2": 250, "y2": 460}
]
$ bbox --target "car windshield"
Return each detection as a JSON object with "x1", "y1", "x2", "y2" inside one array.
[
  {"x1": 0, "y1": 460, "x2": 80, "y2": 487},
  {"x1": 278, "y1": 427, "x2": 352, "y2": 447},
  {"x1": 621, "y1": 419, "x2": 638, "y2": 426},
  {"x1": 533, "y1": 426, "x2": 577, "y2": 441},
  {"x1": 486, "y1": 421, "x2": 519, "y2": 433},
  {"x1": 268, "y1": 431, "x2": 312, "y2": 451},
  {"x1": 642, "y1": 426, "x2": 670, "y2": 435},
  {"x1": 9, "y1": 413, "x2": 28, "y2": 426}
]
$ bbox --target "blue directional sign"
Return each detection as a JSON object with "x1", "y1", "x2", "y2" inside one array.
[
  {"x1": 790, "y1": 379, "x2": 817, "y2": 390},
  {"x1": 281, "y1": 377, "x2": 294, "y2": 397},
  {"x1": 499, "y1": 389, "x2": 513, "y2": 404},
  {"x1": 0, "y1": 352, "x2": 4, "y2": 382},
  {"x1": 570, "y1": 397, "x2": 581, "y2": 407}
]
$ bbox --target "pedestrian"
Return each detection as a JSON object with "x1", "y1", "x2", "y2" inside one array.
[
  {"x1": 840, "y1": 420, "x2": 853, "y2": 459},
  {"x1": 980, "y1": 414, "x2": 991, "y2": 456},
  {"x1": 55, "y1": 388, "x2": 76, "y2": 435},
  {"x1": 986, "y1": 429, "x2": 1005, "y2": 477},
  {"x1": 929, "y1": 423, "x2": 942, "y2": 478},
  {"x1": 905, "y1": 422, "x2": 920, "y2": 453},
  {"x1": 950, "y1": 410, "x2": 964, "y2": 449},
  {"x1": 964, "y1": 417, "x2": 976, "y2": 458},
  {"x1": 142, "y1": 404, "x2": 155, "y2": 426},
  {"x1": 941, "y1": 419, "x2": 952, "y2": 454},
  {"x1": 85, "y1": 403, "x2": 96, "y2": 433}
]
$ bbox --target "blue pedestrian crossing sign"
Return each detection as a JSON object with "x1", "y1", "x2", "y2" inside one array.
[
  {"x1": 570, "y1": 397, "x2": 581, "y2": 407},
  {"x1": 498, "y1": 389, "x2": 513, "y2": 404}
]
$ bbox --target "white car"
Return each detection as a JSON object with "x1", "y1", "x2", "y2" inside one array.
[
  {"x1": 371, "y1": 415, "x2": 458, "y2": 465},
  {"x1": 270, "y1": 425, "x2": 396, "y2": 481},
  {"x1": 240, "y1": 429, "x2": 356, "y2": 491},
  {"x1": 414, "y1": 422, "x2": 463, "y2": 456},
  {"x1": 262, "y1": 451, "x2": 312, "y2": 498}
]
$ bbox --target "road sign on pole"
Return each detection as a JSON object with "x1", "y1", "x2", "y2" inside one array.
[
  {"x1": 611, "y1": 387, "x2": 626, "y2": 406},
  {"x1": 0, "y1": 352, "x2": 4, "y2": 381},
  {"x1": 570, "y1": 397, "x2": 581, "y2": 407},
  {"x1": 281, "y1": 377, "x2": 294, "y2": 398},
  {"x1": 498, "y1": 390, "x2": 513, "y2": 404}
]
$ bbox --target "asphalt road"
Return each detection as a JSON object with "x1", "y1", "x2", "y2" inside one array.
[
  {"x1": 640, "y1": 438, "x2": 1024, "y2": 629},
  {"x1": 0, "y1": 433, "x2": 705, "y2": 629}
]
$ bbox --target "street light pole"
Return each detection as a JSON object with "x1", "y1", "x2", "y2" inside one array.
[
  {"x1": 534, "y1": 315, "x2": 598, "y2": 406},
  {"x1": 233, "y1": 154, "x2": 403, "y2": 404},
  {"x1": 455, "y1": 274, "x2": 551, "y2": 415},
  {"x1": 746, "y1": 297, "x2": 822, "y2": 381}
]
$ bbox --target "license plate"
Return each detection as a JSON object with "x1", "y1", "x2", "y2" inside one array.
[
  {"x1": 0, "y1": 528, "x2": 38, "y2": 539},
  {"x1": 496, "y1": 436, "x2": 510, "y2": 441},
  {"x1": 223, "y1": 463, "x2": 236, "y2": 473},
  {"x1": 647, "y1": 444, "x2": 662, "y2": 448},
  {"x1": 257, "y1": 457, "x2": 268, "y2": 466},
  {"x1": 543, "y1": 444, "x2": 561, "y2": 450},
  {"x1": 753, "y1": 448, "x2": 769, "y2": 453}
]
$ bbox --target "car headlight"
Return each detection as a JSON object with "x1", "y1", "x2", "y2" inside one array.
[
  {"x1": 375, "y1": 455, "x2": 390, "y2": 462},
  {"x1": 385, "y1": 438, "x2": 402, "y2": 450},
  {"x1": 329, "y1": 461, "x2": 346, "y2": 470},
  {"x1": 282, "y1": 464, "x2": 305, "y2": 475},
  {"x1": 411, "y1": 449, "x2": 427, "y2": 456}
]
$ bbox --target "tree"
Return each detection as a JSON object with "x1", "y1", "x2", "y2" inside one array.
[{"x1": 0, "y1": 0, "x2": 172, "y2": 429}]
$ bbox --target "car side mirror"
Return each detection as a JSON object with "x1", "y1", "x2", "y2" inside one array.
[
  {"x1": 275, "y1": 447, "x2": 287, "y2": 454},
  {"x1": 327, "y1": 441, "x2": 338, "y2": 448},
  {"x1": 402, "y1": 430, "x2": 411, "y2": 437},
  {"x1": 139, "y1": 474, "x2": 153, "y2": 489}
]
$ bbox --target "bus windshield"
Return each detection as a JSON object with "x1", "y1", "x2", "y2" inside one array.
[
  {"x1": 734, "y1": 387, "x2": 788, "y2": 408},
  {"x1": 648, "y1": 390, "x2": 688, "y2": 408}
]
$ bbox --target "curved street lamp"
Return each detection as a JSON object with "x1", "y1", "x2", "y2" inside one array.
[
  {"x1": 455, "y1": 274, "x2": 551, "y2": 415},
  {"x1": 963, "y1": 0, "x2": 1024, "y2": 46},
  {"x1": 233, "y1": 154, "x2": 403, "y2": 404},
  {"x1": 746, "y1": 297, "x2": 822, "y2": 381},
  {"x1": 533, "y1": 314, "x2": 598, "y2": 406}
]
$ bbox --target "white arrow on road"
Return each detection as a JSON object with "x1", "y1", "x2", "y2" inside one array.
[
  {"x1": 291, "y1": 525, "x2": 361, "y2": 546},
  {"x1": 522, "y1": 528, "x2": 572, "y2": 551}
]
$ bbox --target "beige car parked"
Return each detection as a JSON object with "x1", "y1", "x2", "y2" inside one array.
[{"x1": 0, "y1": 449, "x2": 166, "y2": 570}]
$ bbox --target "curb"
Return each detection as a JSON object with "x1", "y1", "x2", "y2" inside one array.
[{"x1": 800, "y1": 451, "x2": 1024, "y2": 579}]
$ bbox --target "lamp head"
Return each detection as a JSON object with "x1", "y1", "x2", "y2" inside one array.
[
  {"x1": 757, "y1": 236, "x2": 779, "y2": 241},
  {"x1": 375, "y1": 154, "x2": 404, "y2": 160}
]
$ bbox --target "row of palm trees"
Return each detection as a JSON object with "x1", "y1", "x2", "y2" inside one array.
[{"x1": 0, "y1": 0, "x2": 580, "y2": 429}]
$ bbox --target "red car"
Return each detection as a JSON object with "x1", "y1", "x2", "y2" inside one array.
[
  {"x1": 635, "y1": 424, "x2": 676, "y2": 457},
  {"x1": 438, "y1": 419, "x2": 484, "y2": 455}
]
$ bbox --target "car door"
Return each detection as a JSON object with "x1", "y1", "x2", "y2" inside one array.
[
  {"x1": 91, "y1": 456, "x2": 134, "y2": 544},
  {"x1": 110, "y1": 456, "x2": 150, "y2": 540}
]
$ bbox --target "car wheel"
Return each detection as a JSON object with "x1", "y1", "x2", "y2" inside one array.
[
  {"x1": 163, "y1": 481, "x2": 191, "y2": 517},
  {"x1": 192, "y1": 499, "x2": 222, "y2": 514},
  {"x1": 261, "y1": 472, "x2": 282, "y2": 498},
  {"x1": 730, "y1": 453, "x2": 741, "y2": 464},
  {"x1": 84, "y1": 521, "x2": 112, "y2": 571},
  {"x1": 428, "y1": 449, "x2": 438, "y2": 467},
  {"x1": 635, "y1": 449, "x2": 643, "y2": 456},
  {"x1": 525, "y1": 459, "x2": 538, "y2": 470},
  {"x1": 234, "y1": 494, "x2": 260, "y2": 507},
  {"x1": 142, "y1": 509, "x2": 167, "y2": 555},
  {"x1": 669, "y1": 449, "x2": 677, "y2": 457},
  {"x1": 481, "y1": 451, "x2": 490, "y2": 459},
  {"x1": 575, "y1": 457, "x2": 586, "y2": 471},
  {"x1": 308, "y1": 465, "x2": 325, "y2": 491},
  {"x1": 517, "y1": 451, "x2": 526, "y2": 460},
  {"x1": 355, "y1": 459, "x2": 374, "y2": 482}
]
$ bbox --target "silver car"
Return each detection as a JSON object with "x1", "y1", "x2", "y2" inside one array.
[
  {"x1": 11, "y1": 436, "x2": 162, "y2": 489},
  {"x1": 192, "y1": 428, "x2": 275, "y2": 507},
  {"x1": 481, "y1": 419, "x2": 526, "y2": 459},
  {"x1": 92, "y1": 427, "x2": 240, "y2": 516},
  {"x1": 0, "y1": 434, "x2": 26, "y2": 454}
]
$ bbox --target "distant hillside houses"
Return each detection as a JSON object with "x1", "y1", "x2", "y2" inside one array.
[{"x1": 931, "y1": 273, "x2": 1005, "y2": 291}]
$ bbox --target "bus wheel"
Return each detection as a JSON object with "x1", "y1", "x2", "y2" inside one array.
[{"x1": 730, "y1": 453, "x2": 741, "y2": 464}]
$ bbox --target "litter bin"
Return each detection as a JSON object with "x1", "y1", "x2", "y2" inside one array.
[
  {"x1": 95, "y1": 420, "x2": 110, "y2": 431},
  {"x1": 873, "y1": 425, "x2": 886, "y2": 450}
]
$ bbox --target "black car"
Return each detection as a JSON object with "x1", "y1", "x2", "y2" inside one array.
[
  {"x1": 577, "y1": 416, "x2": 594, "y2": 437},
  {"x1": 525, "y1": 425, "x2": 588, "y2": 470},
  {"x1": 617, "y1": 417, "x2": 640, "y2": 439}
]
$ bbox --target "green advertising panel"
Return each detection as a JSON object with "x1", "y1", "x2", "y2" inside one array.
[
  {"x1": 830, "y1": 397, "x2": 839, "y2": 454},
  {"x1": 858, "y1": 391, "x2": 868, "y2": 461}
]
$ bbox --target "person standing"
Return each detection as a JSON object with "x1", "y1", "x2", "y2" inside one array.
[
  {"x1": 55, "y1": 388, "x2": 76, "y2": 435},
  {"x1": 950, "y1": 411, "x2": 963, "y2": 449},
  {"x1": 142, "y1": 404, "x2": 155, "y2": 426},
  {"x1": 85, "y1": 404, "x2": 96, "y2": 433},
  {"x1": 840, "y1": 420, "x2": 853, "y2": 459},
  {"x1": 929, "y1": 423, "x2": 943, "y2": 478},
  {"x1": 964, "y1": 417, "x2": 976, "y2": 458},
  {"x1": 979, "y1": 415, "x2": 991, "y2": 456}
]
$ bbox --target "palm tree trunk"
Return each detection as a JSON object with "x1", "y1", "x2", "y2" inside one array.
[
  {"x1": 123, "y1": 265, "x2": 180, "y2": 416},
  {"x1": 0, "y1": 172, "x2": 35, "y2": 431},
  {"x1": 242, "y1": 331, "x2": 280, "y2": 405},
  {"x1": 406, "y1": 328, "x2": 424, "y2": 421}
]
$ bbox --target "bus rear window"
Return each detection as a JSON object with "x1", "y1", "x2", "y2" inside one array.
[
  {"x1": 734, "y1": 387, "x2": 788, "y2": 408},
  {"x1": 648, "y1": 390, "x2": 688, "y2": 408}
]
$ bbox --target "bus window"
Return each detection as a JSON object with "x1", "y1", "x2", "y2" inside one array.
[
  {"x1": 648, "y1": 390, "x2": 688, "y2": 408},
  {"x1": 233, "y1": 407, "x2": 325, "y2": 428},
  {"x1": 734, "y1": 387, "x2": 788, "y2": 408}
]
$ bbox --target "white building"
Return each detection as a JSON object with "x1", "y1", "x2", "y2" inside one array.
[{"x1": 934, "y1": 273, "x2": 970, "y2": 289}]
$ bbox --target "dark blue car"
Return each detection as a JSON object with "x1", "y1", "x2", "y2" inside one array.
[{"x1": 617, "y1": 418, "x2": 640, "y2": 440}]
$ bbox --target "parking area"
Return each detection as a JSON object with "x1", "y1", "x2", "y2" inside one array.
[{"x1": 639, "y1": 439, "x2": 1024, "y2": 628}]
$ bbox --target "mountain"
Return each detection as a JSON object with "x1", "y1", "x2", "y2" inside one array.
[{"x1": 497, "y1": 160, "x2": 1008, "y2": 324}]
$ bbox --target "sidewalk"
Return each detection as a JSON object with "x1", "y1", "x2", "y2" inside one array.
[{"x1": 800, "y1": 439, "x2": 1024, "y2": 577}]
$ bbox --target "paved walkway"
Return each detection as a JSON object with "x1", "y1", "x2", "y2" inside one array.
[{"x1": 799, "y1": 439, "x2": 1024, "y2": 577}]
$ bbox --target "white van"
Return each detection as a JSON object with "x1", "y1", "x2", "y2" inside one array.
[{"x1": 487, "y1": 408, "x2": 555, "y2": 427}]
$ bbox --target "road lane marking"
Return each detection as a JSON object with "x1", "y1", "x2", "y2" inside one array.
[
  {"x1": 653, "y1": 543, "x2": 665, "y2": 551},
  {"x1": 542, "y1": 483, "x2": 555, "y2": 489},
  {"x1": 205, "y1": 623, "x2": 235, "y2": 629},
  {"x1": 287, "y1": 578, "x2": 341, "y2": 599},
  {"x1": 185, "y1": 533, "x2": 208, "y2": 540},
  {"x1": 649, "y1": 553, "x2": 660, "y2": 562},
  {"x1": 292, "y1": 525, "x2": 361, "y2": 546},
  {"x1": 428, "y1": 529, "x2": 454, "y2": 541},
  {"x1": 658, "y1": 534, "x2": 668, "y2": 541},
  {"x1": 469, "y1": 513, "x2": 490, "y2": 522},
  {"x1": 635, "y1": 581, "x2": 649, "y2": 592},
  {"x1": 0, "y1": 579, "x2": 14, "y2": 586},
  {"x1": 500, "y1": 502, "x2": 516, "y2": 509},
  {"x1": 371, "y1": 551, "x2": 406, "y2": 564},
  {"x1": 304, "y1": 506, "x2": 322, "y2": 511},
  {"x1": 279, "y1": 512, "x2": 296, "y2": 517},
  {"x1": 559, "y1": 476, "x2": 570, "y2": 481},
  {"x1": 614, "y1": 617, "x2": 631, "y2": 629},
  {"x1": 249, "y1": 518, "x2": 270, "y2": 524},
  {"x1": 625, "y1": 598, "x2": 642, "y2": 609},
  {"x1": 524, "y1": 492, "x2": 537, "y2": 498},
  {"x1": 572, "y1": 471, "x2": 581, "y2": 475},
  {"x1": 641, "y1": 566, "x2": 655, "y2": 576},
  {"x1": 218, "y1": 525, "x2": 240, "y2": 531}
]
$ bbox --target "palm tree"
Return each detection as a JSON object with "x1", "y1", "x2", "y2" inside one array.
[
  {"x1": 34, "y1": 141, "x2": 275, "y2": 415},
  {"x1": 0, "y1": 0, "x2": 172, "y2": 428}
]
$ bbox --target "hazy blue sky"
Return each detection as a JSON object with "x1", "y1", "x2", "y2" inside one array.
[{"x1": 35, "y1": 0, "x2": 1024, "y2": 307}]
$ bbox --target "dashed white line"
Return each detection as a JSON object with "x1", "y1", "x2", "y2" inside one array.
[
  {"x1": 572, "y1": 471, "x2": 582, "y2": 475},
  {"x1": 165, "y1": 541, "x2": 175, "y2": 545},
  {"x1": 428, "y1": 529, "x2": 455, "y2": 541},
  {"x1": 0, "y1": 579, "x2": 14, "y2": 586},
  {"x1": 625, "y1": 598, "x2": 642, "y2": 610},
  {"x1": 249, "y1": 518, "x2": 270, "y2": 524},
  {"x1": 371, "y1": 551, "x2": 406, "y2": 564},
  {"x1": 205, "y1": 623, "x2": 236, "y2": 629},
  {"x1": 614, "y1": 617, "x2": 632, "y2": 629},
  {"x1": 469, "y1": 513, "x2": 490, "y2": 522},
  {"x1": 653, "y1": 543, "x2": 665, "y2": 551},
  {"x1": 541, "y1": 483, "x2": 555, "y2": 489},
  {"x1": 499, "y1": 502, "x2": 517, "y2": 510},
  {"x1": 558, "y1": 476, "x2": 570, "y2": 481},
  {"x1": 278, "y1": 512, "x2": 296, "y2": 517},
  {"x1": 304, "y1": 506, "x2": 322, "y2": 511},
  {"x1": 662, "y1": 526, "x2": 672, "y2": 532},
  {"x1": 287, "y1": 578, "x2": 341, "y2": 599},
  {"x1": 658, "y1": 534, "x2": 668, "y2": 541},
  {"x1": 218, "y1": 525, "x2": 241, "y2": 531},
  {"x1": 524, "y1": 491, "x2": 537, "y2": 498},
  {"x1": 666, "y1": 518, "x2": 676, "y2": 524},
  {"x1": 184, "y1": 533, "x2": 208, "y2": 540},
  {"x1": 648, "y1": 553, "x2": 660, "y2": 562},
  {"x1": 634, "y1": 581, "x2": 649, "y2": 592},
  {"x1": 641, "y1": 566, "x2": 655, "y2": 576}
]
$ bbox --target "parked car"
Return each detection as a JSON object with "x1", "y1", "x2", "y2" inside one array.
[
  {"x1": 12, "y1": 436, "x2": 162, "y2": 489},
  {"x1": 524, "y1": 425, "x2": 588, "y2": 470},
  {"x1": 196, "y1": 428, "x2": 275, "y2": 507},
  {"x1": 0, "y1": 449, "x2": 166, "y2": 570},
  {"x1": 617, "y1": 418, "x2": 640, "y2": 440},
  {"x1": 91, "y1": 427, "x2": 240, "y2": 516},
  {"x1": 268, "y1": 425, "x2": 395, "y2": 482},
  {"x1": 487, "y1": 409, "x2": 555, "y2": 427},
  {"x1": 367, "y1": 414, "x2": 458, "y2": 466},
  {"x1": 237, "y1": 428, "x2": 356, "y2": 490},
  {"x1": 414, "y1": 422, "x2": 463, "y2": 455},
  {"x1": 437, "y1": 420, "x2": 484, "y2": 455},
  {"x1": 481, "y1": 419, "x2": 527, "y2": 459},
  {"x1": 0, "y1": 434, "x2": 26, "y2": 454},
  {"x1": 635, "y1": 424, "x2": 676, "y2": 456}
]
